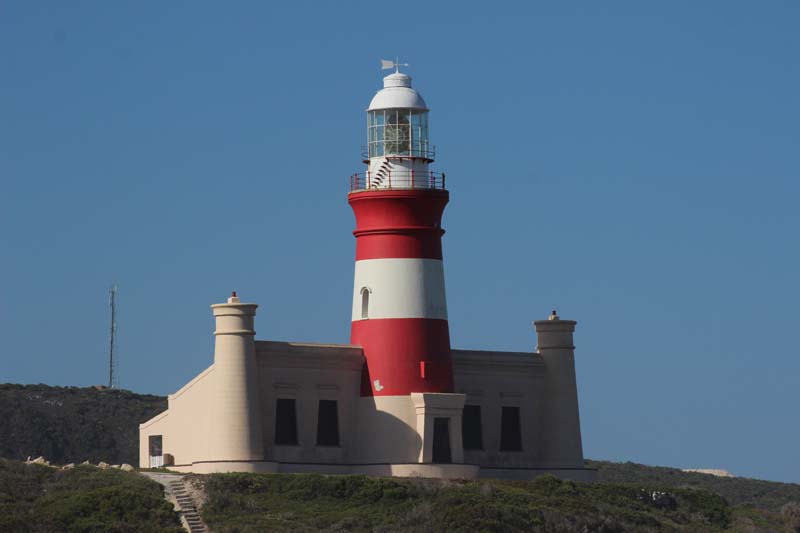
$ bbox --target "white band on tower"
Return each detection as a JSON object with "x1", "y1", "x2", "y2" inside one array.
[{"x1": 352, "y1": 258, "x2": 448, "y2": 321}]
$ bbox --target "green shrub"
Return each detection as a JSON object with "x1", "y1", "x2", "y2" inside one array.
[
  {"x1": 0, "y1": 459, "x2": 182, "y2": 532},
  {"x1": 199, "y1": 471, "x2": 786, "y2": 532}
]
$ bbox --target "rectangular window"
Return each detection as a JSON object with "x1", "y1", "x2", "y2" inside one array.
[
  {"x1": 274, "y1": 398, "x2": 298, "y2": 445},
  {"x1": 461, "y1": 405, "x2": 483, "y2": 450},
  {"x1": 500, "y1": 406, "x2": 523, "y2": 451},
  {"x1": 316, "y1": 399, "x2": 340, "y2": 446}
]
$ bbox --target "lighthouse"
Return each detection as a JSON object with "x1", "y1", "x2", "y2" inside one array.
[
  {"x1": 139, "y1": 63, "x2": 592, "y2": 481},
  {"x1": 349, "y1": 68, "x2": 453, "y2": 397}
]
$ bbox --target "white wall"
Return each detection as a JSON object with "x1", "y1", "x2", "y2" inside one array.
[{"x1": 352, "y1": 258, "x2": 447, "y2": 321}]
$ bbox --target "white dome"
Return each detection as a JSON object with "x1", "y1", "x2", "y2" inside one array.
[{"x1": 367, "y1": 72, "x2": 428, "y2": 111}]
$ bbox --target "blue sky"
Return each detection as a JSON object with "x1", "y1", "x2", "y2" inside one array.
[{"x1": 1, "y1": 1, "x2": 798, "y2": 482}]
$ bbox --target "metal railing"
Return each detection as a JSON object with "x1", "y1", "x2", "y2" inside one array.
[
  {"x1": 361, "y1": 145, "x2": 436, "y2": 161},
  {"x1": 349, "y1": 171, "x2": 446, "y2": 192}
]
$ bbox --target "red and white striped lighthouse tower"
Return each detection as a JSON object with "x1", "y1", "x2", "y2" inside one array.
[{"x1": 349, "y1": 64, "x2": 453, "y2": 398}]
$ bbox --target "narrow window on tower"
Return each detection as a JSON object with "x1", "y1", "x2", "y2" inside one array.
[
  {"x1": 499, "y1": 406, "x2": 523, "y2": 451},
  {"x1": 360, "y1": 287, "x2": 370, "y2": 319},
  {"x1": 274, "y1": 398, "x2": 298, "y2": 445},
  {"x1": 316, "y1": 400, "x2": 340, "y2": 446},
  {"x1": 461, "y1": 405, "x2": 483, "y2": 450}
]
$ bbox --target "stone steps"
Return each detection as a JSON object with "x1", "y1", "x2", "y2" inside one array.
[
  {"x1": 140, "y1": 473, "x2": 208, "y2": 533},
  {"x1": 167, "y1": 480, "x2": 207, "y2": 533}
]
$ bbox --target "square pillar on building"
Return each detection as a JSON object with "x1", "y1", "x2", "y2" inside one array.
[{"x1": 410, "y1": 393, "x2": 466, "y2": 464}]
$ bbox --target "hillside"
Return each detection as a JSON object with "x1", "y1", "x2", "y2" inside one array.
[
  {"x1": 0, "y1": 458, "x2": 182, "y2": 532},
  {"x1": 2, "y1": 383, "x2": 800, "y2": 531},
  {"x1": 0, "y1": 384, "x2": 166, "y2": 466},
  {"x1": 589, "y1": 460, "x2": 800, "y2": 513},
  {"x1": 196, "y1": 472, "x2": 797, "y2": 532}
]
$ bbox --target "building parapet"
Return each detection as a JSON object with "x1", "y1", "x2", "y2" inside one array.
[
  {"x1": 255, "y1": 340, "x2": 364, "y2": 371},
  {"x1": 452, "y1": 349, "x2": 544, "y2": 376}
]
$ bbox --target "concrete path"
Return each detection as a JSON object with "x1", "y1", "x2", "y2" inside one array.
[{"x1": 140, "y1": 472, "x2": 209, "y2": 533}]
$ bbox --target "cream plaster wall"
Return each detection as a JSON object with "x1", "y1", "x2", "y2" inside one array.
[
  {"x1": 355, "y1": 395, "x2": 421, "y2": 463},
  {"x1": 138, "y1": 409, "x2": 169, "y2": 468},
  {"x1": 139, "y1": 318, "x2": 590, "y2": 479},
  {"x1": 255, "y1": 341, "x2": 363, "y2": 464},
  {"x1": 208, "y1": 301, "x2": 264, "y2": 463},
  {"x1": 534, "y1": 319, "x2": 585, "y2": 468},
  {"x1": 138, "y1": 365, "x2": 216, "y2": 467},
  {"x1": 452, "y1": 349, "x2": 546, "y2": 468}
]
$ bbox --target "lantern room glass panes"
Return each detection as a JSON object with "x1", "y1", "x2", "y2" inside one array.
[
  {"x1": 384, "y1": 109, "x2": 410, "y2": 155},
  {"x1": 368, "y1": 109, "x2": 429, "y2": 158}
]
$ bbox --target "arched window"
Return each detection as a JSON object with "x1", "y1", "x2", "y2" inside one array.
[{"x1": 360, "y1": 287, "x2": 371, "y2": 319}]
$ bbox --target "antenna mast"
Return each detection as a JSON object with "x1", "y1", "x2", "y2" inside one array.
[{"x1": 108, "y1": 284, "x2": 118, "y2": 388}]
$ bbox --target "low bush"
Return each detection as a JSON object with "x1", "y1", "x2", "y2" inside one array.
[
  {"x1": 0, "y1": 458, "x2": 182, "y2": 532},
  {"x1": 199, "y1": 472, "x2": 794, "y2": 532}
]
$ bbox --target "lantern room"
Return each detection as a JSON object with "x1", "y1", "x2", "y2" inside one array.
[
  {"x1": 367, "y1": 108, "x2": 430, "y2": 158},
  {"x1": 353, "y1": 70, "x2": 443, "y2": 191}
]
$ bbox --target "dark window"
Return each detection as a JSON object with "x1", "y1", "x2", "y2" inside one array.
[
  {"x1": 462, "y1": 405, "x2": 483, "y2": 450},
  {"x1": 500, "y1": 406, "x2": 523, "y2": 451},
  {"x1": 316, "y1": 400, "x2": 340, "y2": 446},
  {"x1": 274, "y1": 398, "x2": 298, "y2": 445},
  {"x1": 432, "y1": 417, "x2": 452, "y2": 463},
  {"x1": 148, "y1": 435, "x2": 163, "y2": 456}
]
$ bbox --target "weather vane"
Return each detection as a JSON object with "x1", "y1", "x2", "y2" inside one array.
[{"x1": 380, "y1": 58, "x2": 409, "y2": 73}]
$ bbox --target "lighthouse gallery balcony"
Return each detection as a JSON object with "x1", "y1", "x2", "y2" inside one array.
[{"x1": 349, "y1": 170, "x2": 446, "y2": 192}]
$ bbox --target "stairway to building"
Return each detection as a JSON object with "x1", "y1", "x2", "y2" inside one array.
[
  {"x1": 140, "y1": 472, "x2": 209, "y2": 533},
  {"x1": 168, "y1": 478, "x2": 207, "y2": 533}
]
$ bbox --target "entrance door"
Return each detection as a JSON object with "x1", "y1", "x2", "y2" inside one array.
[
  {"x1": 148, "y1": 435, "x2": 163, "y2": 468},
  {"x1": 432, "y1": 417, "x2": 452, "y2": 463}
]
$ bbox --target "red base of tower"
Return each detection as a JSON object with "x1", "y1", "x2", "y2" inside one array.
[{"x1": 352, "y1": 318, "x2": 453, "y2": 396}]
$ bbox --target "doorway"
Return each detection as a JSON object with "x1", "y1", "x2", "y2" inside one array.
[
  {"x1": 432, "y1": 417, "x2": 452, "y2": 463},
  {"x1": 148, "y1": 435, "x2": 163, "y2": 468}
]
